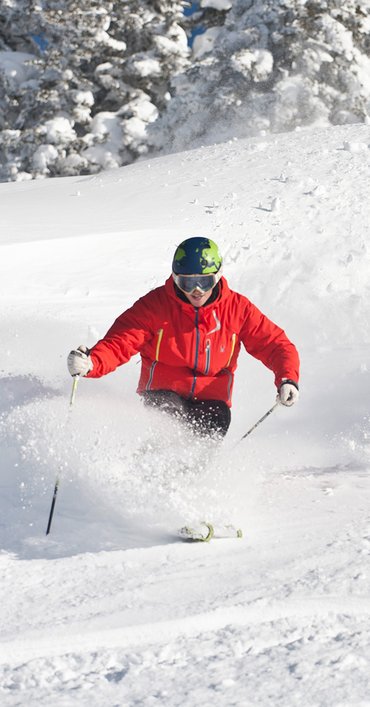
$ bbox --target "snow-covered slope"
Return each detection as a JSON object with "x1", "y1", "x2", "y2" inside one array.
[{"x1": 1, "y1": 124, "x2": 370, "y2": 705}]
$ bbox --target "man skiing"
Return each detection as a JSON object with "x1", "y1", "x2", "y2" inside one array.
[{"x1": 67, "y1": 237, "x2": 299, "y2": 438}]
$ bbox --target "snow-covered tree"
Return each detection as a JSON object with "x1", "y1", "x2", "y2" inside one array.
[
  {"x1": 154, "y1": 0, "x2": 370, "y2": 153},
  {"x1": 3, "y1": 0, "x2": 370, "y2": 181},
  {"x1": 87, "y1": 0, "x2": 189, "y2": 168},
  {"x1": 288, "y1": 0, "x2": 370, "y2": 126},
  {"x1": 0, "y1": 0, "x2": 189, "y2": 181}
]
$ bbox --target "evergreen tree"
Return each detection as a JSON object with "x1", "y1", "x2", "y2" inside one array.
[
  {"x1": 156, "y1": 0, "x2": 370, "y2": 152},
  {"x1": 0, "y1": 0, "x2": 188, "y2": 180},
  {"x1": 2, "y1": 0, "x2": 370, "y2": 181}
]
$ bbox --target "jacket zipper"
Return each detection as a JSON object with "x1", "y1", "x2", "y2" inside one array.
[
  {"x1": 204, "y1": 339, "x2": 211, "y2": 375},
  {"x1": 190, "y1": 309, "x2": 200, "y2": 396},
  {"x1": 146, "y1": 328, "x2": 164, "y2": 390}
]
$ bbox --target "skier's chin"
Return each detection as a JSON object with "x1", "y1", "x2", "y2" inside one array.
[{"x1": 187, "y1": 291, "x2": 212, "y2": 307}]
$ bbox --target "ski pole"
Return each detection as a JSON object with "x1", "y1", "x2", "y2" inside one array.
[
  {"x1": 46, "y1": 375, "x2": 80, "y2": 535},
  {"x1": 235, "y1": 400, "x2": 280, "y2": 447},
  {"x1": 69, "y1": 374, "x2": 79, "y2": 407}
]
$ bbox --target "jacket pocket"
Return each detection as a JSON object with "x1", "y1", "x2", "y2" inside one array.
[
  {"x1": 155, "y1": 328, "x2": 164, "y2": 361},
  {"x1": 226, "y1": 333, "x2": 237, "y2": 367},
  {"x1": 204, "y1": 339, "x2": 212, "y2": 375},
  {"x1": 146, "y1": 328, "x2": 164, "y2": 390}
]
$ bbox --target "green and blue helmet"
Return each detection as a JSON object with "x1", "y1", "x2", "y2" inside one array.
[{"x1": 172, "y1": 237, "x2": 223, "y2": 276}]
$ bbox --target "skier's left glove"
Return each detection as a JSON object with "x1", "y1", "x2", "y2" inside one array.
[
  {"x1": 278, "y1": 379, "x2": 299, "y2": 407},
  {"x1": 67, "y1": 345, "x2": 93, "y2": 377}
]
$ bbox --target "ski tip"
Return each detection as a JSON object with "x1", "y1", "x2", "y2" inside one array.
[
  {"x1": 178, "y1": 522, "x2": 214, "y2": 542},
  {"x1": 178, "y1": 522, "x2": 243, "y2": 542}
]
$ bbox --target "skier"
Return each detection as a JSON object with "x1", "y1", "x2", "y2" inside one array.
[{"x1": 67, "y1": 237, "x2": 299, "y2": 438}]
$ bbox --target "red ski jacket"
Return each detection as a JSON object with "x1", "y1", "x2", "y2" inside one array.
[{"x1": 87, "y1": 276, "x2": 299, "y2": 407}]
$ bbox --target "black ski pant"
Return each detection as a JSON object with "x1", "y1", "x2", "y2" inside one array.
[{"x1": 141, "y1": 390, "x2": 231, "y2": 439}]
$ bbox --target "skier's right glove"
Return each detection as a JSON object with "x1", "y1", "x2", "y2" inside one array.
[{"x1": 67, "y1": 345, "x2": 93, "y2": 377}]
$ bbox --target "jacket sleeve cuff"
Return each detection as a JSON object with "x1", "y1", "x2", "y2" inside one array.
[{"x1": 278, "y1": 378, "x2": 299, "y2": 391}]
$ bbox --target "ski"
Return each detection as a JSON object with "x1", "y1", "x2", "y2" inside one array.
[{"x1": 178, "y1": 522, "x2": 243, "y2": 542}]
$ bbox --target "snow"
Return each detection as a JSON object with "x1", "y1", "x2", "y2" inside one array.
[
  {"x1": 200, "y1": 0, "x2": 232, "y2": 9},
  {"x1": 192, "y1": 27, "x2": 221, "y2": 58},
  {"x1": 95, "y1": 29, "x2": 126, "y2": 53},
  {"x1": 127, "y1": 56, "x2": 163, "y2": 79},
  {"x1": 43, "y1": 117, "x2": 76, "y2": 145},
  {"x1": 32, "y1": 144, "x2": 59, "y2": 173},
  {"x1": 0, "y1": 51, "x2": 36, "y2": 83},
  {"x1": 82, "y1": 112, "x2": 123, "y2": 169},
  {"x1": 320, "y1": 15, "x2": 355, "y2": 60},
  {"x1": 231, "y1": 48, "x2": 274, "y2": 81},
  {"x1": 1, "y1": 123, "x2": 370, "y2": 705},
  {"x1": 71, "y1": 90, "x2": 94, "y2": 108},
  {"x1": 154, "y1": 31, "x2": 189, "y2": 56}
]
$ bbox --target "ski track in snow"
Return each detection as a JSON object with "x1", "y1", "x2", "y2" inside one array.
[{"x1": 1, "y1": 124, "x2": 370, "y2": 705}]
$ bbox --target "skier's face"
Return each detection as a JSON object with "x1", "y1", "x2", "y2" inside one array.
[
  {"x1": 173, "y1": 272, "x2": 219, "y2": 307},
  {"x1": 185, "y1": 287, "x2": 213, "y2": 307}
]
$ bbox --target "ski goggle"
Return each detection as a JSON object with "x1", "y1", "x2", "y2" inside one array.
[{"x1": 173, "y1": 271, "x2": 222, "y2": 294}]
